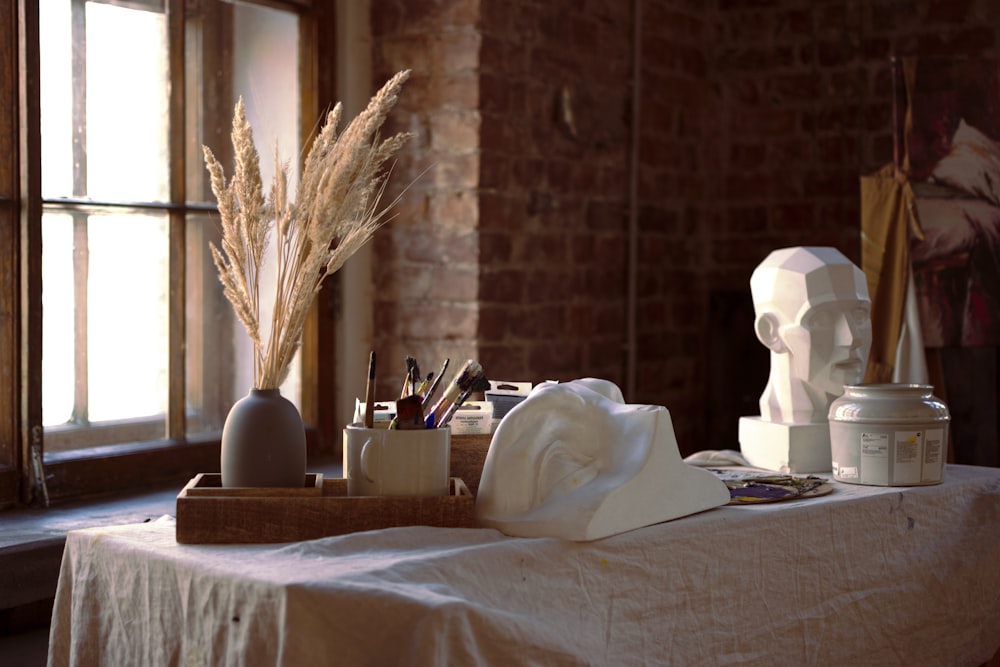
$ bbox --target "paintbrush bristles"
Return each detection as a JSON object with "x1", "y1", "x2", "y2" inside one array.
[{"x1": 205, "y1": 70, "x2": 412, "y2": 389}]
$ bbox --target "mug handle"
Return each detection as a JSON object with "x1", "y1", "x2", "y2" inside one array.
[{"x1": 360, "y1": 437, "x2": 378, "y2": 483}]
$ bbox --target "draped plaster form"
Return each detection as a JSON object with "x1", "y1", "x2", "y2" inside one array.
[{"x1": 476, "y1": 379, "x2": 730, "y2": 541}]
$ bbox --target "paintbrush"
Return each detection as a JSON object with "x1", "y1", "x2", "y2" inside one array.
[
  {"x1": 435, "y1": 370, "x2": 490, "y2": 428},
  {"x1": 424, "y1": 359, "x2": 483, "y2": 428},
  {"x1": 421, "y1": 358, "x2": 450, "y2": 406},
  {"x1": 399, "y1": 355, "x2": 420, "y2": 398},
  {"x1": 389, "y1": 394, "x2": 425, "y2": 430}
]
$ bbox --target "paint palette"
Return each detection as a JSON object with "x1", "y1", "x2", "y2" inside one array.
[{"x1": 709, "y1": 470, "x2": 833, "y2": 505}]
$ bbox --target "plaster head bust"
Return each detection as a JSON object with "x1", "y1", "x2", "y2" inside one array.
[
  {"x1": 751, "y1": 246, "x2": 872, "y2": 424},
  {"x1": 475, "y1": 379, "x2": 730, "y2": 541}
]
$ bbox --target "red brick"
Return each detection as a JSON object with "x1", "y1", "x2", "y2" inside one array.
[
  {"x1": 527, "y1": 341, "x2": 582, "y2": 377},
  {"x1": 429, "y1": 190, "x2": 478, "y2": 226},
  {"x1": 477, "y1": 304, "x2": 510, "y2": 342},
  {"x1": 514, "y1": 233, "x2": 567, "y2": 264},
  {"x1": 732, "y1": 107, "x2": 800, "y2": 137},
  {"x1": 429, "y1": 110, "x2": 480, "y2": 152},
  {"x1": 476, "y1": 343, "x2": 529, "y2": 381},
  {"x1": 478, "y1": 230, "x2": 512, "y2": 264},
  {"x1": 431, "y1": 28, "x2": 481, "y2": 73},
  {"x1": 771, "y1": 73, "x2": 823, "y2": 103},
  {"x1": 402, "y1": 71, "x2": 479, "y2": 111},
  {"x1": 917, "y1": 27, "x2": 996, "y2": 57},
  {"x1": 430, "y1": 153, "x2": 478, "y2": 189},
  {"x1": 479, "y1": 269, "x2": 524, "y2": 303},
  {"x1": 725, "y1": 206, "x2": 769, "y2": 235},
  {"x1": 586, "y1": 200, "x2": 627, "y2": 232},
  {"x1": 926, "y1": 0, "x2": 974, "y2": 23},
  {"x1": 397, "y1": 301, "x2": 477, "y2": 339},
  {"x1": 729, "y1": 141, "x2": 766, "y2": 170}
]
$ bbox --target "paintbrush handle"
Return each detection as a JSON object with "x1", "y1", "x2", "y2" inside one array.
[
  {"x1": 435, "y1": 386, "x2": 475, "y2": 428},
  {"x1": 422, "y1": 358, "x2": 450, "y2": 406},
  {"x1": 363, "y1": 351, "x2": 376, "y2": 428}
]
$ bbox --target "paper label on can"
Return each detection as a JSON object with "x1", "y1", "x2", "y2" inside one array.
[
  {"x1": 860, "y1": 432, "x2": 889, "y2": 485},
  {"x1": 893, "y1": 431, "x2": 923, "y2": 485},
  {"x1": 861, "y1": 433, "x2": 888, "y2": 457},
  {"x1": 923, "y1": 428, "x2": 944, "y2": 482},
  {"x1": 835, "y1": 463, "x2": 858, "y2": 479}
]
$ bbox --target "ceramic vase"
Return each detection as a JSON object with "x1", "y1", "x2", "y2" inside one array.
[{"x1": 221, "y1": 388, "x2": 307, "y2": 487}]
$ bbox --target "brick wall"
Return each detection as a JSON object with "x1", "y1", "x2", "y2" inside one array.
[
  {"x1": 369, "y1": 0, "x2": 1000, "y2": 453},
  {"x1": 632, "y1": 0, "x2": 718, "y2": 448},
  {"x1": 476, "y1": 0, "x2": 634, "y2": 385},
  {"x1": 371, "y1": 0, "x2": 482, "y2": 380}
]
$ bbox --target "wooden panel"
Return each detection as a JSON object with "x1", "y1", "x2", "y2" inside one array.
[
  {"x1": 40, "y1": 426, "x2": 324, "y2": 501},
  {"x1": 0, "y1": 0, "x2": 16, "y2": 196},
  {"x1": 167, "y1": 0, "x2": 187, "y2": 439},
  {"x1": 42, "y1": 439, "x2": 222, "y2": 502},
  {"x1": 184, "y1": 472, "x2": 323, "y2": 497},
  {"x1": 0, "y1": 467, "x2": 19, "y2": 511},
  {"x1": 450, "y1": 433, "x2": 491, "y2": 497},
  {"x1": 19, "y1": 0, "x2": 43, "y2": 506},
  {"x1": 0, "y1": 538, "x2": 64, "y2": 609},
  {"x1": 298, "y1": 0, "x2": 339, "y2": 456},
  {"x1": 1, "y1": 2, "x2": 19, "y2": 501}
]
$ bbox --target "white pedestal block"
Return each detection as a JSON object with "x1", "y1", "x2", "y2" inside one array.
[{"x1": 738, "y1": 417, "x2": 832, "y2": 473}]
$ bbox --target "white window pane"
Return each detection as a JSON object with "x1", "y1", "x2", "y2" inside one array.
[
  {"x1": 85, "y1": 3, "x2": 169, "y2": 201},
  {"x1": 86, "y1": 214, "x2": 169, "y2": 421},
  {"x1": 42, "y1": 212, "x2": 76, "y2": 426},
  {"x1": 233, "y1": 4, "x2": 301, "y2": 189},
  {"x1": 39, "y1": 0, "x2": 74, "y2": 199}
]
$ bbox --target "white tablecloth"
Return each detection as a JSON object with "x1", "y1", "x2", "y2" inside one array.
[{"x1": 48, "y1": 464, "x2": 1000, "y2": 666}]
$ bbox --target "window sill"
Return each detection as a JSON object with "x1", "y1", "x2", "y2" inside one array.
[{"x1": 0, "y1": 458, "x2": 342, "y2": 611}]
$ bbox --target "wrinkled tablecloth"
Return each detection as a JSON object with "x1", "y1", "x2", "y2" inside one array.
[{"x1": 48, "y1": 464, "x2": 1000, "y2": 666}]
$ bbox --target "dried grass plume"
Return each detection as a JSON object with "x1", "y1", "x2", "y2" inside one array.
[{"x1": 204, "y1": 70, "x2": 411, "y2": 389}]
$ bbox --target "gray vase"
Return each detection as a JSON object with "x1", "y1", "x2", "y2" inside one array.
[{"x1": 220, "y1": 388, "x2": 307, "y2": 487}]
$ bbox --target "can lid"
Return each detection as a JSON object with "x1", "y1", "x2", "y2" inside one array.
[{"x1": 829, "y1": 383, "x2": 950, "y2": 423}]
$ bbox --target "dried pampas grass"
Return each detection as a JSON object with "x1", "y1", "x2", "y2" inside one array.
[{"x1": 204, "y1": 70, "x2": 411, "y2": 389}]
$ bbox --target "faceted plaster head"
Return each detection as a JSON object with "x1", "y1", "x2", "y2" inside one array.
[{"x1": 750, "y1": 246, "x2": 872, "y2": 424}]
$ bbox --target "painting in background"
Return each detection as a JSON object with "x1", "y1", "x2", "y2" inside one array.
[{"x1": 906, "y1": 57, "x2": 1000, "y2": 348}]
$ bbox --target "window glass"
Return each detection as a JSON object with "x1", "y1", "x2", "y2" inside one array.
[
  {"x1": 86, "y1": 213, "x2": 169, "y2": 421},
  {"x1": 39, "y1": 1, "x2": 73, "y2": 199},
  {"x1": 85, "y1": 3, "x2": 170, "y2": 202},
  {"x1": 41, "y1": 212, "x2": 75, "y2": 426},
  {"x1": 40, "y1": 0, "x2": 169, "y2": 202},
  {"x1": 38, "y1": 0, "x2": 303, "y2": 454},
  {"x1": 42, "y1": 209, "x2": 169, "y2": 452}
]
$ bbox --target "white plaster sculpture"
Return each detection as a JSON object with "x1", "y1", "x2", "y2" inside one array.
[
  {"x1": 476, "y1": 378, "x2": 730, "y2": 541},
  {"x1": 739, "y1": 246, "x2": 872, "y2": 473}
]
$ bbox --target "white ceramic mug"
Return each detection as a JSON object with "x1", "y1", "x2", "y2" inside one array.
[{"x1": 343, "y1": 424, "x2": 451, "y2": 496}]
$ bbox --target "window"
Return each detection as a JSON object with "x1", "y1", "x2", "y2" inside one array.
[{"x1": 1, "y1": 0, "x2": 338, "y2": 508}]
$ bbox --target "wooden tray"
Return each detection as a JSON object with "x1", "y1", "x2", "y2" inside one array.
[
  {"x1": 175, "y1": 433, "x2": 493, "y2": 545},
  {"x1": 449, "y1": 433, "x2": 491, "y2": 496},
  {"x1": 176, "y1": 474, "x2": 476, "y2": 544}
]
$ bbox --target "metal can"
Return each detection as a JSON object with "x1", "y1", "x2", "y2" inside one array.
[{"x1": 828, "y1": 384, "x2": 950, "y2": 486}]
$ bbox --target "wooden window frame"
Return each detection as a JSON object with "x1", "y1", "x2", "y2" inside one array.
[{"x1": 0, "y1": 0, "x2": 339, "y2": 510}]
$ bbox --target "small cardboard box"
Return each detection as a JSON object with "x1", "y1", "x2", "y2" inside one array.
[
  {"x1": 484, "y1": 381, "x2": 532, "y2": 429},
  {"x1": 353, "y1": 398, "x2": 397, "y2": 428},
  {"x1": 448, "y1": 401, "x2": 494, "y2": 434}
]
